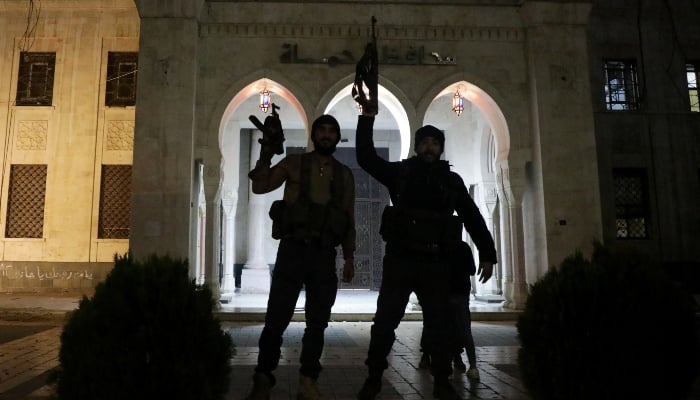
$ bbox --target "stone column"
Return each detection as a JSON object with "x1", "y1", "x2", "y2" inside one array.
[
  {"x1": 242, "y1": 130, "x2": 271, "y2": 293},
  {"x1": 496, "y1": 171, "x2": 514, "y2": 306},
  {"x1": 195, "y1": 161, "x2": 207, "y2": 285},
  {"x1": 474, "y1": 182, "x2": 502, "y2": 300},
  {"x1": 521, "y1": 1, "x2": 602, "y2": 268},
  {"x1": 130, "y1": 1, "x2": 205, "y2": 262},
  {"x1": 220, "y1": 194, "x2": 237, "y2": 294},
  {"x1": 497, "y1": 161, "x2": 529, "y2": 310}
]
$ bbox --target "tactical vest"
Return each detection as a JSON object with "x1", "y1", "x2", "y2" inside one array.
[
  {"x1": 379, "y1": 159, "x2": 462, "y2": 253},
  {"x1": 268, "y1": 152, "x2": 349, "y2": 247}
]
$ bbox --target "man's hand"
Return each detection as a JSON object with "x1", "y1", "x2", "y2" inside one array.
[
  {"x1": 342, "y1": 257, "x2": 355, "y2": 283},
  {"x1": 477, "y1": 261, "x2": 494, "y2": 284}
]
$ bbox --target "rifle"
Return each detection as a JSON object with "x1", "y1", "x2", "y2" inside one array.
[
  {"x1": 249, "y1": 103, "x2": 285, "y2": 156},
  {"x1": 352, "y1": 16, "x2": 378, "y2": 115}
]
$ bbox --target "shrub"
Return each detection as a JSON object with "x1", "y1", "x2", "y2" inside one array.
[
  {"x1": 517, "y1": 242, "x2": 699, "y2": 400},
  {"x1": 55, "y1": 253, "x2": 234, "y2": 400}
]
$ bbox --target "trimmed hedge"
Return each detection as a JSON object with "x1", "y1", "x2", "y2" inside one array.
[
  {"x1": 517, "y1": 242, "x2": 699, "y2": 400},
  {"x1": 55, "y1": 253, "x2": 234, "y2": 400}
]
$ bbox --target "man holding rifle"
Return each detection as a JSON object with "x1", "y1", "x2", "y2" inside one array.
[{"x1": 353, "y1": 18, "x2": 497, "y2": 400}]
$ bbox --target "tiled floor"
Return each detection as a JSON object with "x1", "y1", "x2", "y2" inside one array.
[
  {"x1": 226, "y1": 320, "x2": 528, "y2": 400},
  {"x1": 0, "y1": 320, "x2": 527, "y2": 400}
]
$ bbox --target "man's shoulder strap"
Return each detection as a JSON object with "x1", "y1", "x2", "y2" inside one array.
[
  {"x1": 330, "y1": 157, "x2": 346, "y2": 204},
  {"x1": 299, "y1": 152, "x2": 312, "y2": 201}
]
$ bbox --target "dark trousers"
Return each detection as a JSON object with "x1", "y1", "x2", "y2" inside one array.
[
  {"x1": 255, "y1": 238, "x2": 338, "y2": 380},
  {"x1": 420, "y1": 294, "x2": 477, "y2": 366},
  {"x1": 365, "y1": 252, "x2": 454, "y2": 379},
  {"x1": 450, "y1": 294, "x2": 476, "y2": 366}
]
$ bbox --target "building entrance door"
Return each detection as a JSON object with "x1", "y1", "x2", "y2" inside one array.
[{"x1": 333, "y1": 148, "x2": 390, "y2": 290}]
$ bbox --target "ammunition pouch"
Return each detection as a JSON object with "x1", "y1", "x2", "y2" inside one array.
[
  {"x1": 379, "y1": 205, "x2": 462, "y2": 253},
  {"x1": 448, "y1": 240, "x2": 476, "y2": 276},
  {"x1": 269, "y1": 199, "x2": 348, "y2": 247}
]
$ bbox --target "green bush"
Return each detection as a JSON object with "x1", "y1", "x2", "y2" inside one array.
[
  {"x1": 55, "y1": 253, "x2": 234, "y2": 400},
  {"x1": 517, "y1": 242, "x2": 699, "y2": 400}
]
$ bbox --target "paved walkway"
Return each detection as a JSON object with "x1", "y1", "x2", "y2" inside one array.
[
  {"x1": 0, "y1": 320, "x2": 527, "y2": 400},
  {"x1": 228, "y1": 321, "x2": 526, "y2": 400},
  {"x1": 0, "y1": 291, "x2": 527, "y2": 399},
  {"x1": 1, "y1": 292, "x2": 698, "y2": 399}
]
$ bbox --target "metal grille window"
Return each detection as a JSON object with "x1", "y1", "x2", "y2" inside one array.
[
  {"x1": 5, "y1": 164, "x2": 47, "y2": 238},
  {"x1": 613, "y1": 168, "x2": 649, "y2": 239},
  {"x1": 687, "y1": 62, "x2": 699, "y2": 112},
  {"x1": 16, "y1": 52, "x2": 55, "y2": 106},
  {"x1": 98, "y1": 165, "x2": 132, "y2": 239},
  {"x1": 105, "y1": 52, "x2": 138, "y2": 107},
  {"x1": 604, "y1": 60, "x2": 640, "y2": 111}
]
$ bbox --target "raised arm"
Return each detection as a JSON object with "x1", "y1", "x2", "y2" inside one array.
[
  {"x1": 248, "y1": 155, "x2": 289, "y2": 194},
  {"x1": 355, "y1": 115, "x2": 396, "y2": 188}
]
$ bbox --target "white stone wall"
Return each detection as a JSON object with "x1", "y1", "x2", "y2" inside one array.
[
  {"x1": 0, "y1": 0, "x2": 617, "y2": 304},
  {"x1": 0, "y1": 0, "x2": 138, "y2": 291}
]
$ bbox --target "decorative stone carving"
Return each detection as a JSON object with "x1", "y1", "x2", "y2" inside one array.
[
  {"x1": 106, "y1": 120, "x2": 134, "y2": 151},
  {"x1": 16, "y1": 120, "x2": 48, "y2": 150},
  {"x1": 201, "y1": 23, "x2": 523, "y2": 42}
]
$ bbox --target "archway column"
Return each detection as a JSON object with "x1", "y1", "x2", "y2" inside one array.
[
  {"x1": 496, "y1": 161, "x2": 529, "y2": 310},
  {"x1": 242, "y1": 130, "x2": 271, "y2": 293},
  {"x1": 474, "y1": 182, "x2": 500, "y2": 298},
  {"x1": 220, "y1": 195, "x2": 237, "y2": 294}
]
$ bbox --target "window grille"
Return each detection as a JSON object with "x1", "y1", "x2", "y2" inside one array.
[
  {"x1": 687, "y1": 63, "x2": 699, "y2": 112},
  {"x1": 604, "y1": 60, "x2": 640, "y2": 111},
  {"x1": 98, "y1": 165, "x2": 132, "y2": 239},
  {"x1": 16, "y1": 52, "x2": 55, "y2": 106},
  {"x1": 613, "y1": 168, "x2": 648, "y2": 239},
  {"x1": 5, "y1": 164, "x2": 47, "y2": 238},
  {"x1": 105, "y1": 52, "x2": 138, "y2": 107}
]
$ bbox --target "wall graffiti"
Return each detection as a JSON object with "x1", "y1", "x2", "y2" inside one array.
[{"x1": 0, "y1": 263, "x2": 94, "y2": 280}]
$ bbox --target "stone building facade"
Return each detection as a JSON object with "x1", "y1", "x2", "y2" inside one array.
[{"x1": 0, "y1": 0, "x2": 697, "y2": 308}]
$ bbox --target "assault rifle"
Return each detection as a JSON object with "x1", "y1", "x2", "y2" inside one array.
[
  {"x1": 249, "y1": 103, "x2": 285, "y2": 156},
  {"x1": 352, "y1": 16, "x2": 378, "y2": 115}
]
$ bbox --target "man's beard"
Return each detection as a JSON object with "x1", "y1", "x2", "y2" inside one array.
[{"x1": 312, "y1": 138, "x2": 337, "y2": 155}]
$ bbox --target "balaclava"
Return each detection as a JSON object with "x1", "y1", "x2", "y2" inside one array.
[{"x1": 414, "y1": 125, "x2": 445, "y2": 152}]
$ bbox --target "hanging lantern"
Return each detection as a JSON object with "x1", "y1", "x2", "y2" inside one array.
[
  {"x1": 452, "y1": 90, "x2": 464, "y2": 116},
  {"x1": 259, "y1": 88, "x2": 271, "y2": 113}
]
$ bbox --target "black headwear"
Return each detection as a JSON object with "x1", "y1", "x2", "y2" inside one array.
[
  {"x1": 414, "y1": 125, "x2": 445, "y2": 150},
  {"x1": 311, "y1": 114, "x2": 341, "y2": 145}
]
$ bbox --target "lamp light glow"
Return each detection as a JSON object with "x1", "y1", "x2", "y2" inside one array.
[
  {"x1": 452, "y1": 90, "x2": 464, "y2": 116},
  {"x1": 259, "y1": 88, "x2": 271, "y2": 113}
]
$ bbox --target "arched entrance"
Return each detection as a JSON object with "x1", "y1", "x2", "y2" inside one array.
[{"x1": 212, "y1": 75, "x2": 524, "y2": 309}]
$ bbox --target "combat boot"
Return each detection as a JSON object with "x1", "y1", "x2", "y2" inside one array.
[
  {"x1": 453, "y1": 354, "x2": 467, "y2": 372},
  {"x1": 433, "y1": 378, "x2": 463, "y2": 400},
  {"x1": 419, "y1": 353, "x2": 431, "y2": 369},
  {"x1": 297, "y1": 374, "x2": 327, "y2": 400},
  {"x1": 466, "y1": 367, "x2": 480, "y2": 381},
  {"x1": 244, "y1": 372, "x2": 273, "y2": 400},
  {"x1": 357, "y1": 376, "x2": 382, "y2": 400}
]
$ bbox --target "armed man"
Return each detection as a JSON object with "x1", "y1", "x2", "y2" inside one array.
[
  {"x1": 244, "y1": 107, "x2": 356, "y2": 400},
  {"x1": 352, "y1": 18, "x2": 498, "y2": 400}
]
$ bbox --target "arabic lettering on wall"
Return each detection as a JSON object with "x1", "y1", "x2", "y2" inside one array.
[
  {"x1": 0, "y1": 263, "x2": 94, "y2": 280},
  {"x1": 280, "y1": 43, "x2": 456, "y2": 66}
]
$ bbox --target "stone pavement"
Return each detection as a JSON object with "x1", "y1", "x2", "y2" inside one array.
[
  {"x1": 0, "y1": 319, "x2": 526, "y2": 400},
  {"x1": 0, "y1": 291, "x2": 527, "y2": 399},
  {"x1": 1, "y1": 292, "x2": 698, "y2": 399},
  {"x1": 228, "y1": 321, "x2": 526, "y2": 400}
]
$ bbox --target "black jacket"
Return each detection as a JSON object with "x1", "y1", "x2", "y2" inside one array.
[{"x1": 355, "y1": 115, "x2": 498, "y2": 265}]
